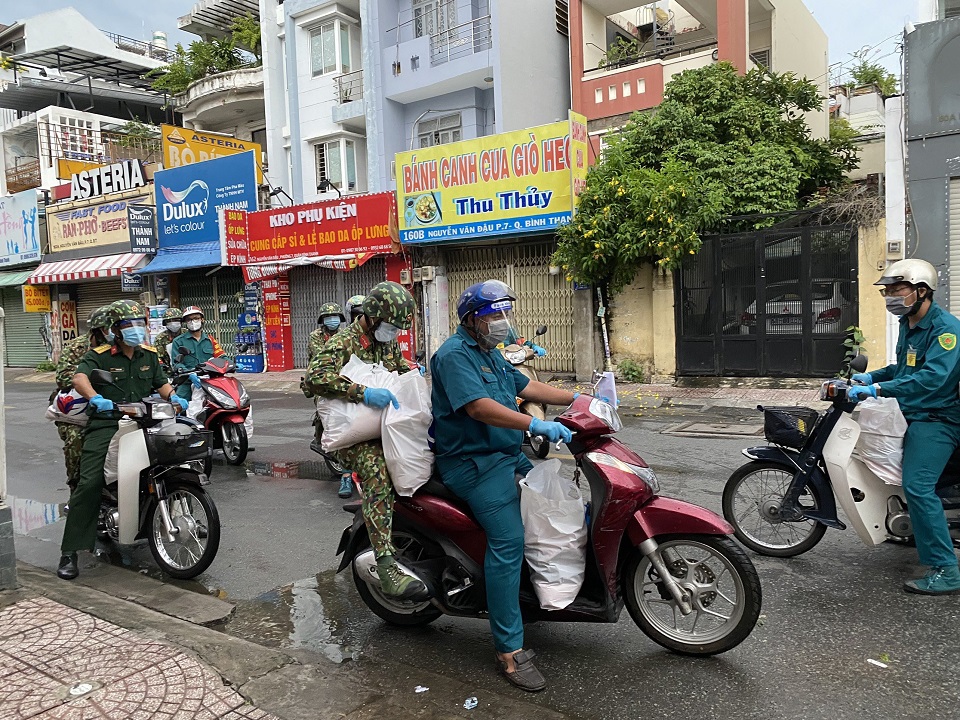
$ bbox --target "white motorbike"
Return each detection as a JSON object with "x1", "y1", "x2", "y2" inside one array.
[
  {"x1": 90, "y1": 369, "x2": 221, "y2": 578},
  {"x1": 721, "y1": 355, "x2": 960, "y2": 557}
]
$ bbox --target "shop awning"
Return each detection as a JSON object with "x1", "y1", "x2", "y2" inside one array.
[
  {"x1": 27, "y1": 253, "x2": 146, "y2": 285},
  {"x1": 241, "y1": 253, "x2": 379, "y2": 282},
  {"x1": 0, "y1": 269, "x2": 36, "y2": 287},
  {"x1": 138, "y1": 242, "x2": 221, "y2": 274}
]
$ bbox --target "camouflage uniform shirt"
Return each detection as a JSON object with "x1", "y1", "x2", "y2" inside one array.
[
  {"x1": 307, "y1": 328, "x2": 337, "y2": 364},
  {"x1": 154, "y1": 328, "x2": 185, "y2": 375},
  {"x1": 304, "y1": 320, "x2": 410, "y2": 402},
  {"x1": 56, "y1": 335, "x2": 95, "y2": 391}
]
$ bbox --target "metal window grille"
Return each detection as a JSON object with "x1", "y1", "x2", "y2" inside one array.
[
  {"x1": 750, "y1": 49, "x2": 771, "y2": 69},
  {"x1": 556, "y1": 1, "x2": 569, "y2": 36},
  {"x1": 418, "y1": 113, "x2": 462, "y2": 148}
]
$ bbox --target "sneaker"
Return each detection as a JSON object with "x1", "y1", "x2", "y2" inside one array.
[
  {"x1": 338, "y1": 473, "x2": 353, "y2": 498},
  {"x1": 376, "y1": 555, "x2": 429, "y2": 601},
  {"x1": 904, "y1": 564, "x2": 960, "y2": 595},
  {"x1": 57, "y1": 553, "x2": 79, "y2": 580}
]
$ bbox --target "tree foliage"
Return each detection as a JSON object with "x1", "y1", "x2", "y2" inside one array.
[
  {"x1": 848, "y1": 60, "x2": 898, "y2": 96},
  {"x1": 231, "y1": 13, "x2": 262, "y2": 64},
  {"x1": 555, "y1": 63, "x2": 860, "y2": 292}
]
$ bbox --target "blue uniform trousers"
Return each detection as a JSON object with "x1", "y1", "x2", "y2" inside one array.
[
  {"x1": 442, "y1": 451, "x2": 532, "y2": 654},
  {"x1": 902, "y1": 421, "x2": 960, "y2": 568}
]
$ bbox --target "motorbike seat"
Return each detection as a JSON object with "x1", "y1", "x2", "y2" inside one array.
[{"x1": 415, "y1": 472, "x2": 463, "y2": 504}]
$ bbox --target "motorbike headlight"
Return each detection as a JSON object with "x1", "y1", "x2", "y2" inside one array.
[
  {"x1": 589, "y1": 397, "x2": 622, "y2": 432},
  {"x1": 205, "y1": 385, "x2": 237, "y2": 409},
  {"x1": 504, "y1": 349, "x2": 527, "y2": 364},
  {"x1": 586, "y1": 452, "x2": 660, "y2": 493}
]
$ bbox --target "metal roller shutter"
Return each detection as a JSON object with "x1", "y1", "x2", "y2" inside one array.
[
  {"x1": 76, "y1": 280, "x2": 123, "y2": 330},
  {"x1": 178, "y1": 268, "x2": 245, "y2": 357},
  {"x1": 445, "y1": 241, "x2": 574, "y2": 373},
  {"x1": 950, "y1": 178, "x2": 960, "y2": 315},
  {"x1": 1, "y1": 287, "x2": 50, "y2": 367},
  {"x1": 289, "y1": 259, "x2": 386, "y2": 367}
]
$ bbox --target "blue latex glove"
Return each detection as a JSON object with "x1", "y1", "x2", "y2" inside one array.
[
  {"x1": 172, "y1": 395, "x2": 189, "y2": 412},
  {"x1": 851, "y1": 372, "x2": 873, "y2": 385},
  {"x1": 847, "y1": 384, "x2": 877, "y2": 403},
  {"x1": 363, "y1": 387, "x2": 400, "y2": 409},
  {"x1": 89, "y1": 394, "x2": 114, "y2": 413},
  {"x1": 529, "y1": 416, "x2": 573, "y2": 444},
  {"x1": 418, "y1": 364, "x2": 426, "y2": 376},
  {"x1": 531, "y1": 344, "x2": 547, "y2": 357},
  {"x1": 189, "y1": 373, "x2": 202, "y2": 389}
]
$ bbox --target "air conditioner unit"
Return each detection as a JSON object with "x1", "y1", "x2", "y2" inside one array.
[
  {"x1": 412, "y1": 267, "x2": 422, "y2": 282},
  {"x1": 420, "y1": 266, "x2": 436, "y2": 281}
]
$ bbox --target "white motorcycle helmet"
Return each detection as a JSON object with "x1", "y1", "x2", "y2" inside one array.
[{"x1": 875, "y1": 259, "x2": 938, "y2": 291}]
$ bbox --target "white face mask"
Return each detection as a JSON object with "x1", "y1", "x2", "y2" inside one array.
[
  {"x1": 374, "y1": 321, "x2": 401, "y2": 343},
  {"x1": 186, "y1": 319, "x2": 202, "y2": 332},
  {"x1": 166, "y1": 321, "x2": 182, "y2": 333}
]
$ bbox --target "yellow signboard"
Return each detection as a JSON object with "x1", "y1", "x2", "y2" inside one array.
[
  {"x1": 394, "y1": 111, "x2": 588, "y2": 244},
  {"x1": 47, "y1": 195, "x2": 151, "y2": 253},
  {"x1": 161, "y1": 124, "x2": 263, "y2": 183},
  {"x1": 23, "y1": 284, "x2": 51, "y2": 313},
  {"x1": 57, "y1": 158, "x2": 103, "y2": 181}
]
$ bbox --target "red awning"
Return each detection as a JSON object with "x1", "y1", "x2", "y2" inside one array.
[{"x1": 27, "y1": 253, "x2": 146, "y2": 285}]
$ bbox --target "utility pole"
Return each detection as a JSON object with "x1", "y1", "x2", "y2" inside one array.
[{"x1": 0, "y1": 308, "x2": 15, "y2": 590}]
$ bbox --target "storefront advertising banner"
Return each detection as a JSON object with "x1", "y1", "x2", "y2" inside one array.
[
  {"x1": 58, "y1": 295, "x2": 78, "y2": 343},
  {"x1": 394, "y1": 111, "x2": 588, "y2": 244},
  {"x1": 154, "y1": 151, "x2": 258, "y2": 248},
  {"x1": 47, "y1": 195, "x2": 151, "y2": 253},
  {"x1": 23, "y1": 284, "x2": 51, "y2": 313},
  {"x1": 161, "y1": 125, "x2": 264, "y2": 183},
  {"x1": 0, "y1": 189, "x2": 41, "y2": 266},
  {"x1": 128, "y1": 205, "x2": 157, "y2": 253}
]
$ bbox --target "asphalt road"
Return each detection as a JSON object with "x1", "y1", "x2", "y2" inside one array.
[{"x1": 8, "y1": 378, "x2": 960, "y2": 720}]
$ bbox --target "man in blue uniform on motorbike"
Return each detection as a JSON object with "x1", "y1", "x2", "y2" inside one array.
[
  {"x1": 430, "y1": 280, "x2": 579, "y2": 692},
  {"x1": 849, "y1": 259, "x2": 960, "y2": 595}
]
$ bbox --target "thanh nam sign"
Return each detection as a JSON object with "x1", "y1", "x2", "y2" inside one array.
[
  {"x1": 0, "y1": 189, "x2": 41, "y2": 266},
  {"x1": 154, "y1": 151, "x2": 258, "y2": 248},
  {"x1": 47, "y1": 195, "x2": 151, "y2": 253},
  {"x1": 394, "y1": 111, "x2": 588, "y2": 244},
  {"x1": 69, "y1": 159, "x2": 146, "y2": 202},
  {"x1": 23, "y1": 284, "x2": 51, "y2": 313},
  {"x1": 161, "y1": 125, "x2": 264, "y2": 183}
]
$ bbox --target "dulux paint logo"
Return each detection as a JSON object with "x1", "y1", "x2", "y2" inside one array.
[{"x1": 160, "y1": 180, "x2": 209, "y2": 222}]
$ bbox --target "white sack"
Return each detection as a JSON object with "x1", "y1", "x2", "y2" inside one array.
[
  {"x1": 187, "y1": 385, "x2": 205, "y2": 419},
  {"x1": 519, "y1": 459, "x2": 588, "y2": 610},
  {"x1": 856, "y1": 396, "x2": 908, "y2": 486},
  {"x1": 317, "y1": 355, "x2": 398, "y2": 452},
  {"x1": 45, "y1": 389, "x2": 89, "y2": 426},
  {"x1": 382, "y1": 370, "x2": 433, "y2": 496},
  {"x1": 244, "y1": 405, "x2": 253, "y2": 439},
  {"x1": 103, "y1": 431, "x2": 122, "y2": 486}
]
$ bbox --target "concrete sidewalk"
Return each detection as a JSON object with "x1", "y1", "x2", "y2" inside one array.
[
  {"x1": 2, "y1": 562, "x2": 568, "y2": 720},
  {"x1": 12, "y1": 368, "x2": 824, "y2": 410}
]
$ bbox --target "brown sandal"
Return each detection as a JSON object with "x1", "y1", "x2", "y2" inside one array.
[{"x1": 495, "y1": 649, "x2": 547, "y2": 692}]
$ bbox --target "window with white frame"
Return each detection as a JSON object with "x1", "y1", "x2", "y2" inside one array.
[
  {"x1": 315, "y1": 138, "x2": 358, "y2": 192},
  {"x1": 310, "y1": 20, "x2": 352, "y2": 76},
  {"x1": 413, "y1": 0, "x2": 457, "y2": 38},
  {"x1": 417, "y1": 112, "x2": 462, "y2": 148}
]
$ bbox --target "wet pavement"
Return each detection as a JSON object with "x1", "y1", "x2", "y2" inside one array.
[{"x1": 7, "y1": 381, "x2": 960, "y2": 719}]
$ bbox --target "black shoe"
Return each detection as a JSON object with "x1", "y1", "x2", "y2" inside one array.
[
  {"x1": 57, "y1": 554, "x2": 78, "y2": 580},
  {"x1": 310, "y1": 440, "x2": 323, "y2": 455}
]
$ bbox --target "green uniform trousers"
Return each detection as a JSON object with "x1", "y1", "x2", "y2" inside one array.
[
  {"x1": 336, "y1": 440, "x2": 395, "y2": 559},
  {"x1": 61, "y1": 425, "x2": 116, "y2": 554},
  {"x1": 902, "y1": 421, "x2": 960, "y2": 569},
  {"x1": 56, "y1": 422, "x2": 84, "y2": 488}
]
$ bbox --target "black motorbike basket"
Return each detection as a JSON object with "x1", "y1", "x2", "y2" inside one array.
[
  {"x1": 761, "y1": 406, "x2": 820, "y2": 449},
  {"x1": 145, "y1": 426, "x2": 212, "y2": 465}
]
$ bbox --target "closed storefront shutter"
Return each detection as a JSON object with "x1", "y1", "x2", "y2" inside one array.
[
  {"x1": 445, "y1": 241, "x2": 574, "y2": 373},
  {"x1": 950, "y1": 178, "x2": 960, "y2": 315},
  {"x1": 1, "y1": 287, "x2": 49, "y2": 367},
  {"x1": 76, "y1": 280, "x2": 123, "y2": 328},
  {"x1": 178, "y1": 268, "x2": 245, "y2": 356},
  {"x1": 289, "y1": 259, "x2": 386, "y2": 367}
]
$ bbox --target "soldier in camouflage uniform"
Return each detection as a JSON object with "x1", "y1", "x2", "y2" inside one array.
[
  {"x1": 55, "y1": 305, "x2": 114, "y2": 491},
  {"x1": 344, "y1": 294, "x2": 366, "y2": 323},
  {"x1": 308, "y1": 302, "x2": 346, "y2": 363},
  {"x1": 304, "y1": 281, "x2": 427, "y2": 601},
  {"x1": 154, "y1": 307, "x2": 185, "y2": 376}
]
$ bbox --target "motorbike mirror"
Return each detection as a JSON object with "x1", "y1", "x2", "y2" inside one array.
[
  {"x1": 177, "y1": 347, "x2": 189, "y2": 358},
  {"x1": 415, "y1": 350, "x2": 426, "y2": 363},
  {"x1": 849, "y1": 352, "x2": 868, "y2": 374},
  {"x1": 89, "y1": 369, "x2": 115, "y2": 388},
  {"x1": 535, "y1": 325, "x2": 548, "y2": 337}
]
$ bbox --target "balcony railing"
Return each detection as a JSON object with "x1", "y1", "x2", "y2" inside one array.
[
  {"x1": 430, "y1": 15, "x2": 492, "y2": 67},
  {"x1": 5, "y1": 161, "x2": 41, "y2": 194},
  {"x1": 587, "y1": 35, "x2": 718, "y2": 76},
  {"x1": 335, "y1": 70, "x2": 364, "y2": 104},
  {"x1": 101, "y1": 30, "x2": 177, "y2": 63},
  {"x1": 37, "y1": 121, "x2": 163, "y2": 169}
]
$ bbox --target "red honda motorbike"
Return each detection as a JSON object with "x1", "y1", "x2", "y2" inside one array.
[
  {"x1": 175, "y1": 357, "x2": 251, "y2": 466},
  {"x1": 336, "y1": 395, "x2": 762, "y2": 656}
]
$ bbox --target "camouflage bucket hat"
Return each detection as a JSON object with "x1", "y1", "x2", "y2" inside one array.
[
  {"x1": 317, "y1": 302, "x2": 345, "y2": 322},
  {"x1": 109, "y1": 299, "x2": 146, "y2": 324},
  {"x1": 162, "y1": 307, "x2": 183, "y2": 321},
  {"x1": 87, "y1": 305, "x2": 114, "y2": 332},
  {"x1": 361, "y1": 282, "x2": 415, "y2": 330}
]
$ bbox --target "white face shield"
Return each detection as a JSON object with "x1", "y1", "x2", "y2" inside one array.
[{"x1": 475, "y1": 300, "x2": 518, "y2": 349}]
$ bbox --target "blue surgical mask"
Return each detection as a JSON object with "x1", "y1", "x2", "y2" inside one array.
[
  {"x1": 121, "y1": 326, "x2": 147, "y2": 347},
  {"x1": 323, "y1": 317, "x2": 341, "y2": 331},
  {"x1": 374, "y1": 321, "x2": 401, "y2": 343},
  {"x1": 104, "y1": 330, "x2": 116, "y2": 344}
]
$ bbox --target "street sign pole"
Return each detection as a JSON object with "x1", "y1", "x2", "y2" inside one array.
[{"x1": 0, "y1": 308, "x2": 16, "y2": 590}]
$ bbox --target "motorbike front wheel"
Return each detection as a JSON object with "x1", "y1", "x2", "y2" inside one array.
[
  {"x1": 221, "y1": 422, "x2": 248, "y2": 465},
  {"x1": 624, "y1": 535, "x2": 762, "y2": 656},
  {"x1": 722, "y1": 461, "x2": 827, "y2": 557},
  {"x1": 147, "y1": 480, "x2": 221, "y2": 579}
]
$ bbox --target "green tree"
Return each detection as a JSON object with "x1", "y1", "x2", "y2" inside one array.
[
  {"x1": 231, "y1": 13, "x2": 262, "y2": 64},
  {"x1": 554, "y1": 63, "x2": 859, "y2": 292},
  {"x1": 848, "y1": 60, "x2": 898, "y2": 96},
  {"x1": 147, "y1": 30, "x2": 246, "y2": 95}
]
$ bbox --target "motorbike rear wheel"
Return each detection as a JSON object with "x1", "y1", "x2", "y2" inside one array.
[
  {"x1": 624, "y1": 535, "x2": 761, "y2": 656},
  {"x1": 352, "y1": 529, "x2": 442, "y2": 627},
  {"x1": 221, "y1": 422, "x2": 248, "y2": 465},
  {"x1": 722, "y1": 461, "x2": 827, "y2": 557},
  {"x1": 147, "y1": 479, "x2": 221, "y2": 579}
]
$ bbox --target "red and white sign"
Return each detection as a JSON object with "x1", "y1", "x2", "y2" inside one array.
[{"x1": 262, "y1": 274, "x2": 293, "y2": 371}]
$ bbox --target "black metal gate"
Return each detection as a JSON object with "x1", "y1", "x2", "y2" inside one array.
[{"x1": 675, "y1": 226, "x2": 858, "y2": 377}]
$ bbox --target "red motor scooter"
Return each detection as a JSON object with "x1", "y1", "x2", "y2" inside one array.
[
  {"x1": 336, "y1": 395, "x2": 762, "y2": 656},
  {"x1": 176, "y1": 356, "x2": 251, "y2": 466}
]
